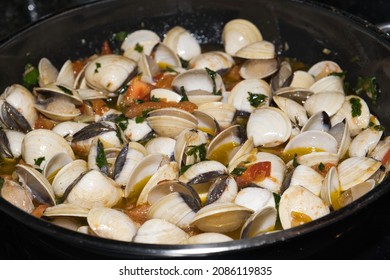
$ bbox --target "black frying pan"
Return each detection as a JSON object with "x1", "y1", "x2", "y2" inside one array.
[{"x1": 0, "y1": 0, "x2": 389, "y2": 259}]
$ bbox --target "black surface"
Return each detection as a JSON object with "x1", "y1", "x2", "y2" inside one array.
[{"x1": 0, "y1": 0, "x2": 389, "y2": 259}]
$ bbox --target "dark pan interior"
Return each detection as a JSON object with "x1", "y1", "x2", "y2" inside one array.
[{"x1": 0, "y1": 0, "x2": 389, "y2": 258}]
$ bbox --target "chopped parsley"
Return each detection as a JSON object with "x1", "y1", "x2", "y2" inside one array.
[
  {"x1": 94, "y1": 62, "x2": 102, "y2": 73},
  {"x1": 0, "y1": 177, "x2": 4, "y2": 190},
  {"x1": 354, "y1": 76, "x2": 379, "y2": 105},
  {"x1": 273, "y1": 192, "x2": 281, "y2": 209},
  {"x1": 349, "y1": 97, "x2": 362, "y2": 118},
  {"x1": 292, "y1": 153, "x2": 299, "y2": 168},
  {"x1": 185, "y1": 143, "x2": 207, "y2": 162},
  {"x1": 150, "y1": 96, "x2": 161, "y2": 102},
  {"x1": 23, "y1": 63, "x2": 39, "y2": 88},
  {"x1": 180, "y1": 57, "x2": 189, "y2": 69},
  {"x1": 371, "y1": 124, "x2": 385, "y2": 131},
  {"x1": 34, "y1": 156, "x2": 45, "y2": 167},
  {"x1": 114, "y1": 114, "x2": 129, "y2": 131},
  {"x1": 135, "y1": 110, "x2": 151, "y2": 123},
  {"x1": 114, "y1": 31, "x2": 128, "y2": 43},
  {"x1": 96, "y1": 139, "x2": 108, "y2": 169},
  {"x1": 231, "y1": 167, "x2": 247, "y2": 176},
  {"x1": 56, "y1": 84, "x2": 73, "y2": 95},
  {"x1": 329, "y1": 71, "x2": 347, "y2": 79},
  {"x1": 318, "y1": 162, "x2": 325, "y2": 172},
  {"x1": 179, "y1": 86, "x2": 189, "y2": 102},
  {"x1": 180, "y1": 164, "x2": 193, "y2": 175},
  {"x1": 205, "y1": 67, "x2": 222, "y2": 95},
  {"x1": 162, "y1": 66, "x2": 179, "y2": 73},
  {"x1": 134, "y1": 43, "x2": 144, "y2": 53},
  {"x1": 247, "y1": 92, "x2": 267, "y2": 108}
]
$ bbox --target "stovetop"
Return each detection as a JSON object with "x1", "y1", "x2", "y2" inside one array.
[{"x1": 0, "y1": 0, "x2": 389, "y2": 259}]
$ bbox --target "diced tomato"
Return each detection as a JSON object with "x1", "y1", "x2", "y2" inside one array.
[
  {"x1": 154, "y1": 73, "x2": 176, "y2": 89},
  {"x1": 91, "y1": 99, "x2": 110, "y2": 115},
  {"x1": 34, "y1": 114, "x2": 56, "y2": 130},
  {"x1": 31, "y1": 204, "x2": 49, "y2": 218},
  {"x1": 121, "y1": 77, "x2": 154, "y2": 107},
  {"x1": 235, "y1": 161, "x2": 271, "y2": 188},
  {"x1": 381, "y1": 148, "x2": 390, "y2": 165},
  {"x1": 100, "y1": 40, "x2": 113, "y2": 55}
]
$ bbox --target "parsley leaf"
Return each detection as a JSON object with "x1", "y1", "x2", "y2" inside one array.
[
  {"x1": 23, "y1": 63, "x2": 39, "y2": 88},
  {"x1": 135, "y1": 110, "x2": 151, "y2": 123},
  {"x1": 34, "y1": 156, "x2": 45, "y2": 167},
  {"x1": 94, "y1": 62, "x2": 102, "y2": 73},
  {"x1": 292, "y1": 153, "x2": 299, "y2": 168},
  {"x1": 179, "y1": 86, "x2": 189, "y2": 102},
  {"x1": 96, "y1": 139, "x2": 108, "y2": 169},
  {"x1": 114, "y1": 31, "x2": 128, "y2": 43},
  {"x1": 349, "y1": 97, "x2": 362, "y2": 117},
  {"x1": 355, "y1": 76, "x2": 379, "y2": 105},
  {"x1": 185, "y1": 143, "x2": 207, "y2": 162},
  {"x1": 134, "y1": 43, "x2": 144, "y2": 53},
  {"x1": 150, "y1": 96, "x2": 161, "y2": 102},
  {"x1": 205, "y1": 67, "x2": 222, "y2": 95},
  {"x1": 114, "y1": 114, "x2": 129, "y2": 131},
  {"x1": 247, "y1": 92, "x2": 267, "y2": 108},
  {"x1": 56, "y1": 85, "x2": 73, "y2": 95},
  {"x1": 318, "y1": 162, "x2": 325, "y2": 172},
  {"x1": 180, "y1": 164, "x2": 193, "y2": 175},
  {"x1": 231, "y1": 167, "x2": 247, "y2": 176}
]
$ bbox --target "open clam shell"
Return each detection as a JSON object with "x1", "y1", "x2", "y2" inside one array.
[
  {"x1": 43, "y1": 203, "x2": 89, "y2": 218},
  {"x1": 0, "y1": 179, "x2": 34, "y2": 213},
  {"x1": 185, "y1": 233, "x2": 233, "y2": 244},
  {"x1": 273, "y1": 95, "x2": 308, "y2": 127},
  {"x1": 240, "y1": 206, "x2": 277, "y2": 239},
  {"x1": 235, "y1": 40, "x2": 276, "y2": 60},
  {"x1": 163, "y1": 26, "x2": 201, "y2": 61},
  {"x1": 121, "y1": 29, "x2": 161, "y2": 55},
  {"x1": 197, "y1": 102, "x2": 236, "y2": 130},
  {"x1": 189, "y1": 51, "x2": 234, "y2": 73},
  {"x1": 191, "y1": 202, "x2": 253, "y2": 233},
  {"x1": 234, "y1": 187, "x2": 275, "y2": 213}
]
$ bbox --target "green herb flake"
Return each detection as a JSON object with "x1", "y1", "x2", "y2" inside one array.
[
  {"x1": 0, "y1": 177, "x2": 5, "y2": 190},
  {"x1": 96, "y1": 139, "x2": 108, "y2": 169},
  {"x1": 94, "y1": 62, "x2": 102, "y2": 73},
  {"x1": 180, "y1": 57, "x2": 189, "y2": 69},
  {"x1": 134, "y1": 99, "x2": 144, "y2": 104},
  {"x1": 162, "y1": 66, "x2": 179, "y2": 73},
  {"x1": 329, "y1": 71, "x2": 347, "y2": 79},
  {"x1": 354, "y1": 76, "x2": 379, "y2": 105},
  {"x1": 135, "y1": 110, "x2": 151, "y2": 124},
  {"x1": 349, "y1": 97, "x2": 362, "y2": 118},
  {"x1": 34, "y1": 156, "x2": 45, "y2": 167},
  {"x1": 318, "y1": 162, "x2": 325, "y2": 172},
  {"x1": 134, "y1": 43, "x2": 144, "y2": 53},
  {"x1": 114, "y1": 31, "x2": 128, "y2": 43},
  {"x1": 373, "y1": 125, "x2": 385, "y2": 132},
  {"x1": 205, "y1": 67, "x2": 222, "y2": 96},
  {"x1": 273, "y1": 192, "x2": 281, "y2": 209},
  {"x1": 185, "y1": 143, "x2": 207, "y2": 162},
  {"x1": 114, "y1": 114, "x2": 129, "y2": 131},
  {"x1": 292, "y1": 153, "x2": 299, "y2": 168},
  {"x1": 179, "y1": 86, "x2": 189, "y2": 102},
  {"x1": 56, "y1": 85, "x2": 73, "y2": 95},
  {"x1": 180, "y1": 164, "x2": 193, "y2": 175},
  {"x1": 150, "y1": 96, "x2": 161, "y2": 102},
  {"x1": 247, "y1": 92, "x2": 268, "y2": 108},
  {"x1": 231, "y1": 167, "x2": 247, "y2": 176},
  {"x1": 23, "y1": 63, "x2": 39, "y2": 88}
]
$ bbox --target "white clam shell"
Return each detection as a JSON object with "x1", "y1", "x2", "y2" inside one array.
[
  {"x1": 197, "y1": 102, "x2": 236, "y2": 129},
  {"x1": 145, "y1": 137, "x2": 176, "y2": 158},
  {"x1": 185, "y1": 233, "x2": 233, "y2": 244},
  {"x1": 348, "y1": 126, "x2": 383, "y2": 157},
  {"x1": 308, "y1": 60, "x2": 342, "y2": 81},
  {"x1": 2, "y1": 129, "x2": 25, "y2": 158},
  {"x1": 337, "y1": 157, "x2": 381, "y2": 191},
  {"x1": 304, "y1": 91, "x2": 345, "y2": 117},
  {"x1": 87, "y1": 207, "x2": 138, "y2": 242},
  {"x1": 228, "y1": 79, "x2": 271, "y2": 113},
  {"x1": 56, "y1": 60, "x2": 75, "y2": 87},
  {"x1": 234, "y1": 187, "x2": 275, "y2": 212},
  {"x1": 66, "y1": 170, "x2": 122, "y2": 209},
  {"x1": 179, "y1": 160, "x2": 227, "y2": 184},
  {"x1": 239, "y1": 58, "x2": 278, "y2": 80},
  {"x1": 290, "y1": 164, "x2": 324, "y2": 196},
  {"x1": 309, "y1": 75, "x2": 344, "y2": 94},
  {"x1": 247, "y1": 107, "x2": 292, "y2": 147},
  {"x1": 240, "y1": 206, "x2": 277, "y2": 238},
  {"x1": 279, "y1": 185, "x2": 330, "y2": 229},
  {"x1": 163, "y1": 26, "x2": 201, "y2": 61},
  {"x1": 123, "y1": 119, "x2": 152, "y2": 142},
  {"x1": 0, "y1": 179, "x2": 34, "y2": 213},
  {"x1": 120, "y1": 29, "x2": 160, "y2": 55},
  {"x1": 273, "y1": 95, "x2": 308, "y2": 127},
  {"x1": 222, "y1": 19, "x2": 263, "y2": 56},
  {"x1": 150, "y1": 88, "x2": 182, "y2": 103},
  {"x1": 38, "y1": 57, "x2": 59, "y2": 87},
  {"x1": 289, "y1": 70, "x2": 315, "y2": 89},
  {"x1": 189, "y1": 51, "x2": 234, "y2": 72},
  {"x1": 43, "y1": 203, "x2": 89, "y2": 217},
  {"x1": 284, "y1": 130, "x2": 338, "y2": 154},
  {"x1": 235, "y1": 40, "x2": 275, "y2": 59},
  {"x1": 133, "y1": 218, "x2": 189, "y2": 244}
]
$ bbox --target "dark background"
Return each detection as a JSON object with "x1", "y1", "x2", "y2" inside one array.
[{"x1": 0, "y1": 0, "x2": 389, "y2": 259}]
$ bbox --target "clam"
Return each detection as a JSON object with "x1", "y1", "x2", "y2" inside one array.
[
  {"x1": 234, "y1": 187, "x2": 275, "y2": 212},
  {"x1": 0, "y1": 179, "x2": 34, "y2": 213},
  {"x1": 124, "y1": 153, "x2": 170, "y2": 201},
  {"x1": 337, "y1": 179, "x2": 376, "y2": 208},
  {"x1": 228, "y1": 79, "x2": 271, "y2": 114},
  {"x1": 308, "y1": 60, "x2": 343, "y2": 81},
  {"x1": 348, "y1": 124, "x2": 383, "y2": 157},
  {"x1": 309, "y1": 75, "x2": 344, "y2": 94},
  {"x1": 185, "y1": 233, "x2": 233, "y2": 244},
  {"x1": 122, "y1": 118, "x2": 152, "y2": 142},
  {"x1": 22, "y1": 129, "x2": 75, "y2": 168},
  {"x1": 150, "y1": 88, "x2": 182, "y2": 103},
  {"x1": 289, "y1": 70, "x2": 315, "y2": 89},
  {"x1": 38, "y1": 57, "x2": 59, "y2": 87},
  {"x1": 301, "y1": 111, "x2": 331, "y2": 132},
  {"x1": 235, "y1": 40, "x2": 276, "y2": 60},
  {"x1": 279, "y1": 185, "x2": 330, "y2": 229},
  {"x1": 286, "y1": 152, "x2": 339, "y2": 169},
  {"x1": 0, "y1": 128, "x2": 25, "y2": 159},
  {"x1": 144, "y1": 137, "x2": 176, "y2": 159},
  {"x1": 133, "y1": 218, "x2": 189, "y2": 244},
  {"x1": 206, "y1": 124, "x2": 246, "y2": 166},
  {"x1": 163, "y1": 26, "x2": 201, "y2": 61},
  {"x1": 271, "y1": 60, "x2": 292, "y2": 92},
  {"x1": 147, "y1": 192, "x2": 201, "y2": 227},
  {"x1": 289, "y1": 164, "x2": 324, "y2": 196},
  {"x1": 121, "y1": 29, "x2": 161, "y2": 55},
  {"x1": 192, "y1": 110, "x2": 220, "y2": 137},
  {"x1": 274, "y1": 87, "x2": 314, "y2": 105},
  {"x1": 43, "y1": 152, "x2": 74, "y2": 179},
  {"x1": 65, "y1": 169, "x2": 123, "y2": 209},
  {"x1": 56, "y1": 60, "x2": 75, "y2": 87},
  {"x1": 205, "y1": 175, "x2": 238, "y2": 205},
  {"x1": 191, "y1": 202, "x2": 253, "y2": 233},
  {"x1": 320, "y1": 166, "x2": 341, "y2": 209},
  {"x1": 15, "y1": 164, "x2": 56, "y2": 206},
  {"x1": 240, "y1": 58, "x2": 279, "y2": 80},
  {"x1": 337, "y1": 156, "x2": 381, "y2": 191},
  {"x1": 240, "y1": 206, "x2": 277, "y2": 238},
  {"x1": 304, "y1": 91, "x2": 345, "y2": 117},
  {"x1": 84, "y1": 54, "x2": 138, "y2": 93},
  {"x1": 197, "y1": 102, "x2": 236, "y2": 130},
  {"x1": 43, "y1": 203, "x2": 90, "y2": 218},
  {"x1": 151, "y1": 42, "x2": 182, "y2": 69},
  {"x1": 179, "y1": 160, "x2": 227, "y2": 185},
  {"x1": 87, "y1": 207, "x2": 138, "y2": 242},
  {"x1": 246, "y1": 107, "x2": 292, "y2": 147},
  {"x1": 113, "y1": 142, "x2": 147, "y2": 186},
  {"x1": 273, "y1": 95, "x2": 308, "y2": 127},
  {"x1": 146, "y1": 108, "x2": 198, "y2": 138},
  {"x1": 0, "y1": 84, "x2": 38, "y2": 133},
  {"x1": 222, "y1": 18, "x2": 263, "y2": 56},
  {"x1": 51, "y1": 121, "x2": 88, "y2": 141},
  {"x1": 189, "y1": 51, "x2": 234, "y2": 73}
]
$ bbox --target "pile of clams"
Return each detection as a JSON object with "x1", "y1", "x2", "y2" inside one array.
[{"x1": 0, "y1": 18, "x2": 388, "y2": 245}]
